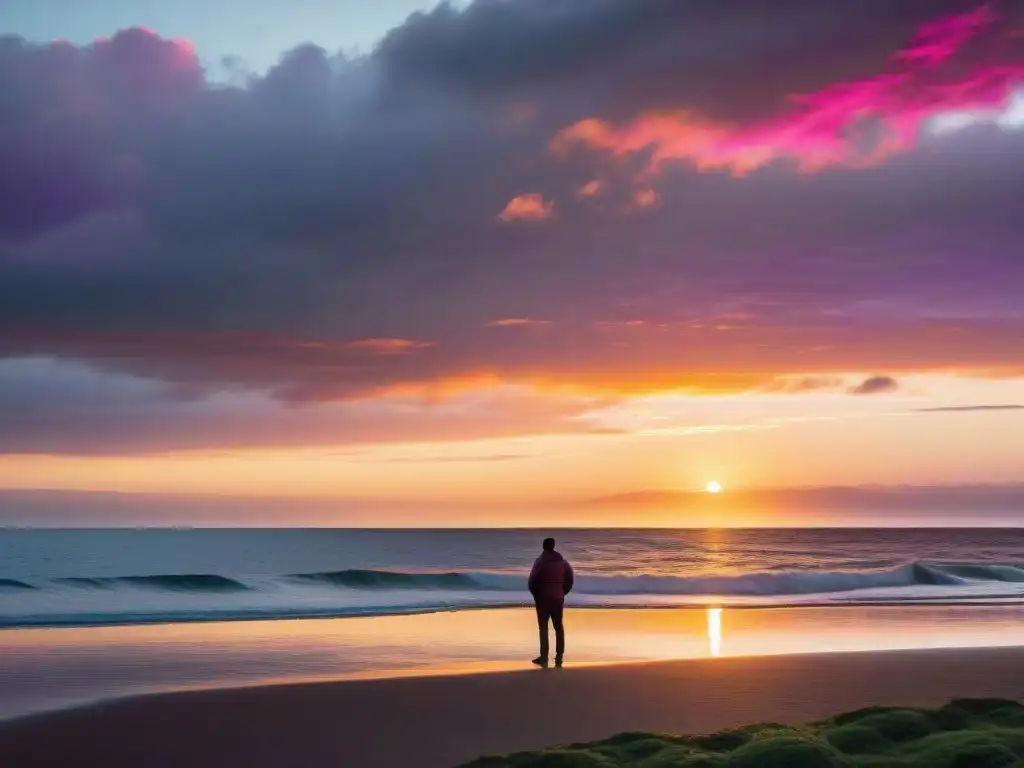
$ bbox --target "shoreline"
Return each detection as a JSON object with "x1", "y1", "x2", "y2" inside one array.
[
  {"x1": 8, "y1": 643, "x2": 1024, "y2": 729},
  {"x1": 5, "y1": 597, "x2": 1024, "y2": 631},
  {"x1": 8, "y1": 642, "x2": 1024, "y2": 727},
  {"x1": 4, "y1": 646, "x2": 1024, "y2": 767}
]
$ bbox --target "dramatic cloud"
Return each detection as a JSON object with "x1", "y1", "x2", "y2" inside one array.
[
  {"x1": 0, "y1": 28, "x2": 202, "y2": 238},
  {"x1": 552, "y1": 4, "x2": 1024, "y2": 175},
  {"x1": 0, "y1": 358, "x2": 606, "y2": 454},
  {"x1": 929, "y1": 91, "x2": 1024, "y2": 133},
  {"x1": 1, "y1": 1, "x2": 1024, "y2": 454}
]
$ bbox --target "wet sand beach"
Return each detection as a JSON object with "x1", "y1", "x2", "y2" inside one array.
[{"x1": 3, "y1": 646, "x2": 1024, "y2": 767}]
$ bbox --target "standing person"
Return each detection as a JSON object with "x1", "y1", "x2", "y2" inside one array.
[{"x1": 528, "y1": 537, "x2": 574, "y2": 668}]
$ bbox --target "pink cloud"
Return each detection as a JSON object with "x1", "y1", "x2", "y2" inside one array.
[
  {"x1": 894, "y1": 3, "x2": 999, "y2": 66},
  {"x1": 633, "y1": 188, "x2": 660, "y2": 208},
  {"x1": 486, "y1": 318, "x2": 552, "y2": 328},
  {"x1": 577, "y1": 180, "x2": 605, "y2": 198},
  {"x1": 498, "y1": 193, "x2": 554, "y2": 222},
  {"x1": 551, "y1": 4, "x2": 1024, "y2": 176},
  {"x1": 90, "y1": 27, "x2": 203, "y2": 103}
]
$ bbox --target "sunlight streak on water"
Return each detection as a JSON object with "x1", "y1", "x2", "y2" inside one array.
[{"x1": 707, "y1": 607, "x2": 723, "y2": 657}]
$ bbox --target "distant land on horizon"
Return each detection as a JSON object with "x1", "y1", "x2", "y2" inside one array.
[{"x1": 588, "y1": 484, "x2": 1024, "y2": 511}]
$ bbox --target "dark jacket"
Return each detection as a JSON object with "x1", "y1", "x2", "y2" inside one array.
[{"x1": 528, "y1": 549, "x2": 574, "y2": 603}]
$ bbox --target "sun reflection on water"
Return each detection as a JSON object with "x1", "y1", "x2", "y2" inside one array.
[{"x1": 707, "y1": 607, "x2": 722, "y2": 657}]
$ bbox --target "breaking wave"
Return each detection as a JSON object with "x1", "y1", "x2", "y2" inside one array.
[
  {"x1": 0, "y1": 579, "x2": 35, "y2": 591},
  {"x1": 3, "y1": 562, "x2": 1024, "y2": 628},
  {"x1": 281, "y1": 562, "x2": 1024, "y2": 596},
  {"x1": 291, "y1": 569, "x2": 484, "y2": 590},
  {"x1": 56, "y1": 575, "x2": 250, "y2": 592}
]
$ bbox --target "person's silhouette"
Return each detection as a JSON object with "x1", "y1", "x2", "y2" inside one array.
[{"x1": 527, "y1": 537, "x2": 574, "y2": 668}]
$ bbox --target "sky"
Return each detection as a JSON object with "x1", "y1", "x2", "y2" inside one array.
[
  {"x1": 1, "y1": 0, "x2": 1024, "y2": 526},
  {"x1": 3, "y1": 0, "x2": 440, "y2": 74}
]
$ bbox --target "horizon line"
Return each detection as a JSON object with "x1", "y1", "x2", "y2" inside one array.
[{"x1": 5, "y1": 524, "x2": 1024, "y2": 531}]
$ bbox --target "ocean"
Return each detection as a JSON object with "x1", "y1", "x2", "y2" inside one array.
[{"x1": 5, "y1": 528, "x2": 1024, "y2": 628}]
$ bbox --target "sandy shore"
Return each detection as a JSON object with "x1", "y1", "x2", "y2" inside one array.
[{"x1": 3, "y1": 647, "x2": 1024, "y2": 767}]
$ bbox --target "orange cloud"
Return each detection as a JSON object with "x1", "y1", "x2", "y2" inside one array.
[
  {"x1": 577, "y1": 179, "x2": 605, "y2": 198},
  {"x1": 5, "y1": 319, "x2": 1024, "y2": 408},
  {"x1": 551, "y1": 5, "x2": 1024, "y2": 176},
  {"x1": 633, "y1": 188, "x2": 660, "y2": 208},
  {"x1": 498, "y1": 193, "x2": 554, "y2": 222},
  {"x1": 552, "y1": 112, "x2": 741, "y2": 170},
  {"x1": 345, "y1": 338, "x2": 433, "y2": 355}
]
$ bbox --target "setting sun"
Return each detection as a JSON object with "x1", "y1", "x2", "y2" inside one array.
[{"x1": 705, "y1": 480, "x2": 723, "y2": 494}]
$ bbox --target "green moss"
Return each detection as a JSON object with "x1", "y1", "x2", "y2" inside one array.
[
  {"x1": 932, "y1": 703, "x2": 974, "y2": 731},
  {"x1": 600, "y1": 733, "x2": 673, "y2": 747},
  {"x1": 595, "y1": 738, "x2": 673, "y2": 761},
  {"x1": 853, "y1": 710, "x2": 938, "y2": 743},
  {"x1": 636, "y1": 746, "x2": 724, "y2": 767},
  {"x1": 983, "y1": 707, "x2": 1024, "y2": 729},
  {"x1": 991, "y1": 725, "x2": 1024, "y2": 755},
  {"x1": 947, "y1": 743, "x2": 1018, "y2": 768},
  {"x1": 823, "y1": 724, "x2": 891, "y2": 754},
  {"x1": 903, "y1": 730, "x2": 1020, "y2": 768},
  {"x1": 726, "y1": 736, "x2": 847, "y2": 768},
  {"x1": 460, "y1": 699, "x2": 1024, "y2": 767},
  {"x1": 477, "y1": 749, "x2": 620, "y2": 767},
  {"x1": 948, "y1": 699, "x2": 1023, "y2": 717},
  {"x1": 686, "y1": 729, "x2": 753, "y2": 752},
  {"x1": 830, "y1": 707, "x2": 902, "y2": 727}
]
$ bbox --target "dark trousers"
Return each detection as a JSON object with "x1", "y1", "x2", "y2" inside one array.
[{"x1": 535, "y1": 599, "x2": 565, "y2": 659}]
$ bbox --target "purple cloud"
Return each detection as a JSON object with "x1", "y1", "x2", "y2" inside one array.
[{"x1": 850, "y1": 376, "x2": 901, "y2": 395}]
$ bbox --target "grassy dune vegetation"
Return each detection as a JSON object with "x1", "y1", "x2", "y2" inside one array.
[{"x1": 463, "y1": 699, "x2": 1024, "y2": 767}]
